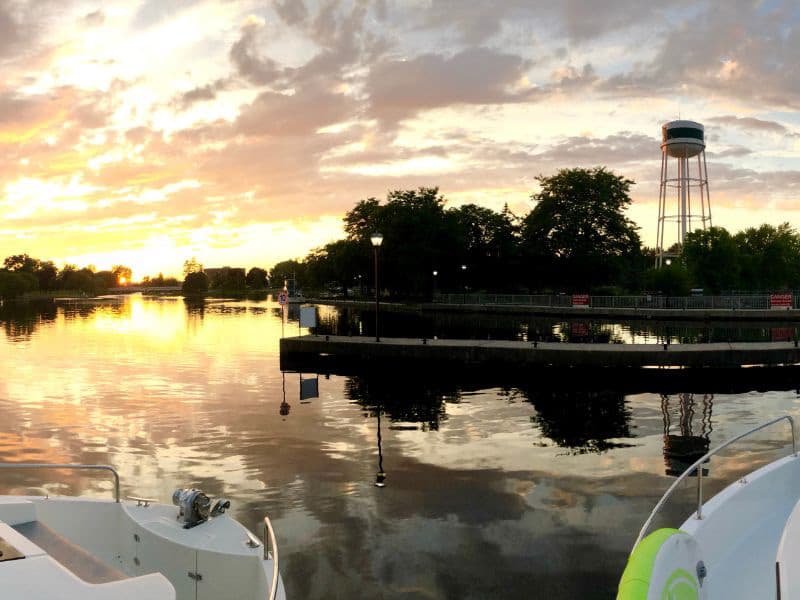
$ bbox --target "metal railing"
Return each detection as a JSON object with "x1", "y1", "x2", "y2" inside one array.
[
  {"x1": 0, "y1": 462, "x2": 121, "y2": 502},
  {"x1": 633, "y1": 415, "x2": 797, "y2": 551},
  {"x1": 436, "y1": 293, "x2": 800, "y2": 310},
  {"x1": 263, "y1": 515, "x2": 280, "y2": 600}
]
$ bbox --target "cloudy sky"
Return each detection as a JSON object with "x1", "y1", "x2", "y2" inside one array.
[{"x1": 1, "y1": 0, "x2": 799, "y2": 277}]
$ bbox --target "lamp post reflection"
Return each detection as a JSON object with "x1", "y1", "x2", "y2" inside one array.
[
  {"x1": 375, "y1": 407, "x2": 386, "y2": 488},
  {"x1": 279, "y1": 371, "x2": 290, "y2": 417}
]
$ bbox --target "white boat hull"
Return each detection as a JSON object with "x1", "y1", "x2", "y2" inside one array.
[
  {"x1": 0, "y1": 495, "x2": 286, "y2": 600},
  {"x1": 678, "y1": 453, "x2": 800, "y2": 598}
]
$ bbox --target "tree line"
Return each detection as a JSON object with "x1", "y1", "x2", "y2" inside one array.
[
  {"x1": 181, "y1": 258, "x2": 269, "y2": 295},
  {"x1": 267, "y1": 167, "x2": 800, "y2": 297},
  {"x1": 0, "y1": 254, "x2": 133, "y2": 300}
]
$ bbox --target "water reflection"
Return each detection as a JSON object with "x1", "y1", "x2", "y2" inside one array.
[
  {"x1": 344, "y1": 375, "x2": 456, "y2": 432},
  {"x1": 315, "y1": 304, "x2": 800, "y2": 344},
  {"x1": 1, "y1": 296, "x2": 799, "y2": 599},
  {"x1": 661, "y1": 393, "x2": 713, "y2": 477},
  {"x1": 0, "y1": 300, "x2": 57, "y2": 341},
  {"x1": 526, "y1": 389, "x2": 634, "y2": 454}
]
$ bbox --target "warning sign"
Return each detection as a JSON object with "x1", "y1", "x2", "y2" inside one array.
[
  {"x1": 572, "y1": 294, "x2": 590, "y2": 308},
  {"x1": 771, "y1": 293, "x2": 792, "y2": 309}
]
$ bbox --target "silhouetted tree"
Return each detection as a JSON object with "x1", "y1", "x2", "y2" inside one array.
[
  {"x1": 0, "y1": 270, "x2": 38, "y2": 299},
  {"x1": 246, "y1": 267, "x2": 269, "y2": 289},
  {"x1": 733, "y1": 223, "x2": 800, "y2": 290},
  {"x1": 3, "y1": 254, "x2": 39, "y2": 273},
  {"x1": 270, "y1": 260, "x2": 307, "y2": 289},
  {"x1": 682, "y1": 227, "x2": 741, "y2": 292},
  {"x1": 111, "y1": 265, "x2": 132, "y2": 284},
  {"x1": 182, "y1": 271, "x2": 209, "y2": 295},
  {"x1": 521, "y1": 167, "x2": 643, "y2": 291},
  {"x1": 183, "y1": 257, "x2": 203, "y2": 277}
]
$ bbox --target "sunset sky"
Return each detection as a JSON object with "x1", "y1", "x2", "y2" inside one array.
[{"x1": 1, "y1": 0, "x2": 800, "y2": 278}]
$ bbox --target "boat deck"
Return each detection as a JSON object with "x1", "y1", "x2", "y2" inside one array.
[{"x1": 13, "y1": 520, "x2": 127, "y2": 584}]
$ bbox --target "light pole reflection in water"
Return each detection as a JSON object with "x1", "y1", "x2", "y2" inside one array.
[
  {"x1": 375, "y1": 407, "x2": 386, "y2": 488},
  {"x1": 661, "y1": 393, "x2": 713, "y2": 477},
  {"x1": 279, "y1": 371, "x2": 290, "y2": 417}
]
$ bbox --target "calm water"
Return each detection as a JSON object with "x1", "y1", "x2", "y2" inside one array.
[{"x1": 0, "y1": 295, "x2": 798, "y2": 599}]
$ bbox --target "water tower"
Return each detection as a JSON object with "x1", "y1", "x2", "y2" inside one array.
[{"x1": 655, "y1": 120, "x2": 712, "y2": 267}]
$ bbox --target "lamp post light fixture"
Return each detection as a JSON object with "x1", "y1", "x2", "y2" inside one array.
[
  {"x1": 461, "y1": 264, "x2": 467, "y2": 302},
  {"x1": 370, "y1": 233, "x2": 384, "y2": 342},
  {"x1": 432, "y1": 270, "x2": 438, "y2": 300}
]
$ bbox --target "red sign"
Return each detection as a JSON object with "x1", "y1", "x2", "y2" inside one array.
[
  {"x1": 572, "y1": 294, "x2": 590, "y2": 307},
  {"x1": 771, "y1": 294, "x2": 792, "y2": 309},
  {"x1": 772, "y1": 327, "x2": 795, "y2": 342},
  {"x1": 278, "y1": 292, "x2": 288, "y2": 306}
]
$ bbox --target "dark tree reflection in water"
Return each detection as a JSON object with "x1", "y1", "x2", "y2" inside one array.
[{"x1": 525, "y1": 389, "x2": 635, "y2": 454}]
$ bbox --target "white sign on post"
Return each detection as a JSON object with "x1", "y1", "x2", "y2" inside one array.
[
  {"x1": 299, "y1": 306, "x2": 317, "y2": 328},
  {"x1": 278, "y1": 292, "x2": 288, "y2": 305}
]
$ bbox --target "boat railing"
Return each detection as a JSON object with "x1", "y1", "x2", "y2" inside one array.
[
  {"x1": 633, "y1": 414, "x2": 797, "y2": 551},
  {"x1": 263, "y1": 515, "x2": 279, "y2": 600},
  {"x1": 0, "y1": 462, "x2": 121, "y2": 502}
]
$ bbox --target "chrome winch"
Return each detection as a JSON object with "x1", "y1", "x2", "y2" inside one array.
[{"x1": 172, "y1": 488, "x2": 231, "y2": 529}]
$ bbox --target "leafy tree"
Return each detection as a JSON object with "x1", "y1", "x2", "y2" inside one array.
[
  {"x1": 643, "y1": 263, "x2": 691, "y2": 295},
  {"x1": 183, "y1": 257, "x2": 203, "y2": 277},
  {"x1": 35, "y1": 261, "x2": 58, "y2": 291},
  {"x1": 343, "y1": 188, "x2": 463, "y2": 296},
  {"x1": 269, "y1": 260, "x2": 307, "y2": 289},
  {"x1": 210, "y1": 267, "x2": 246, "y2": 290},
  {"x1": 59, "y1": 267, "x2": 97, "y2": 294},
  {"x1": 682, "y1": 227, "x2": 741, "y2": 292},
  {"x1": 111, "y1": 265, "x2": 132, "y2": 284},
  {"x1": 94, "y1": 271, "x2": 119, "y2": 289},
  {"x1": 0, "y1": 270, "x2": 38, "y2": 299},
  {"x1": 733, "y1": 223, "x2": 800, "y2": 290},
  {"x1": 305, "y1": 240, "x2": 364, "y2": 297},
  {"x1": 246, "y1": 267, "x2": 268, "y2": 289},
  {"x1": 521, "y1": 167, "x2": 643, "y2": 291},
  {"x1": 182, "y1": 271, "x2": 209, "y2": 295},
  {"x1": 448, "y1": 203, "x2": 520, "y2": 291},
  {"x1": 3, "y1": 254, "x2": 39, "y2": 273}
]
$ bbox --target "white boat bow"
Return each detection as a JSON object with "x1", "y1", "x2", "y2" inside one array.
[
  {"x1": 0, "y1": 463, "x2": 286, "y2": 600},
  {"x1": 618, "y1": 414, "x2": 800, "y2": 599}
]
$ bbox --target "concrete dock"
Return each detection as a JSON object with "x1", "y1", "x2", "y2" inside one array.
[{"x1": 280, "y1": 335, "x2": 800, "y2": 370}]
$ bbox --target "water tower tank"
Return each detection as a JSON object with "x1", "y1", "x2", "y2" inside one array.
[
  {"x1": 655, "y1": 119, "x2": 712, "y2": 268},
  {"x1": 661, "y1": 120, "x2": 705, "y2": 158}
]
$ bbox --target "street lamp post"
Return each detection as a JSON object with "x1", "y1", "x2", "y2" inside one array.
[
  {"x1": 461, "y1": 264, "x2": 467, "y2": 303},
  {"x1": 371, "y1": 233, "x2": 384, "y2": 342},
  {"x1": 432, "y1": 270, "x2": 438, "y2": 301}
]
